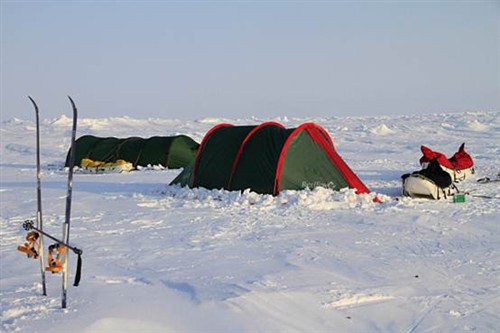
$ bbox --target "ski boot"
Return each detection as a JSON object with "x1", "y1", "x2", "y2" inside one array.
[
  {"x1": 45, "y1": 244, "x2": 66, "y2": 273},
  {"x1": 17, "y1": 231, "x2": 40, "y2": 259}
]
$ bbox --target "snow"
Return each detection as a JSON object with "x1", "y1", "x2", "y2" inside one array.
[{"x1": 1, "y1": 111, "x2": 499, "y2": 332}]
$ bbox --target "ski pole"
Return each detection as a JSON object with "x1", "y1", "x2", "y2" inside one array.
[{"x1": 23, "y1": 220, "x2": 82, "y2": 255}]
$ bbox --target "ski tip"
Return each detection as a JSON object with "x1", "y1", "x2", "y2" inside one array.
[
  {"x1": 67, "y1": 96, "x2": 78, "y2": 117},
  {"x1": 28, "y1": 96, "x2": 37, "y2": 107}
]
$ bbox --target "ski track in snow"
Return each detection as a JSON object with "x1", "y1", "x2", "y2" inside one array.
[{"x1": 1, "y1": 112, "x2": 499, "y2": 332}]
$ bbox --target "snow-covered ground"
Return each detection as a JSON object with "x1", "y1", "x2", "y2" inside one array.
[{"x1": 1, "y1": 111, "x2": 499, "y2": 333}]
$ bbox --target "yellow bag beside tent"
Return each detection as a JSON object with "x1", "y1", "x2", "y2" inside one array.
[{"x1": 80, "y1": 158, "x2": 133, "y2": 173}]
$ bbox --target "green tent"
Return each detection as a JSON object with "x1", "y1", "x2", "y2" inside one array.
[
  {"x1": 171, "y1": 122, "x2": 369, "y2": 195},
  {"x1": 65, "y1": 135, "x2": 199, "y2": 169}
]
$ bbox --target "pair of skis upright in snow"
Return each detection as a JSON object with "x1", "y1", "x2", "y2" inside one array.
[{"x1": 25, "y1": 96, "x2": 80, "y2": 309}]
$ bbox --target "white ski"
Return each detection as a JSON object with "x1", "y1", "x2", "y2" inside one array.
[
  {"x1": 61, "y1": 96, "x2": 78, "y2": 309},
  {"x1": 28, "y1": 96, "x2": 47, "y2": 296}
]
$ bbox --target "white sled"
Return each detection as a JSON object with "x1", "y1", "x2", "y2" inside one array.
[{"x1": 402, "y1": 174, "x2": 455, "y2": 200}]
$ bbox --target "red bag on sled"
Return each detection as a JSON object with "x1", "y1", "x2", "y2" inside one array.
[{"x1": 419, "y1": 143, "x2": 474, "y2": 182}]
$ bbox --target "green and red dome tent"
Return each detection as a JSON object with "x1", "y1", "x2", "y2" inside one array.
[{"x1": 171, "y1": 122, "x2": 369, "y2": 195}]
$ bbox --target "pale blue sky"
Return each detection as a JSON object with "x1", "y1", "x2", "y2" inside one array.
[{"x1": 1, "y1": 1, "x2": 499, "y2": 120}]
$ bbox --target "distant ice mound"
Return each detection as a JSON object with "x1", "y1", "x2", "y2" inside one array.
[
  {"x1": 370, "y1": 124, "x2": 394, "y2": 135},
  {"x1": 50, "y1": 114, "x2": 73, "y2": 126},
  {"x1": 197, "y1": 118, "x2": 229, "y2": 124},
  {"x1": 467, "y1": 119, "x2": 489, "y2": 131},
  {"x1": 2, "y1": 117, "x2": 24, "y2": 125}
]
